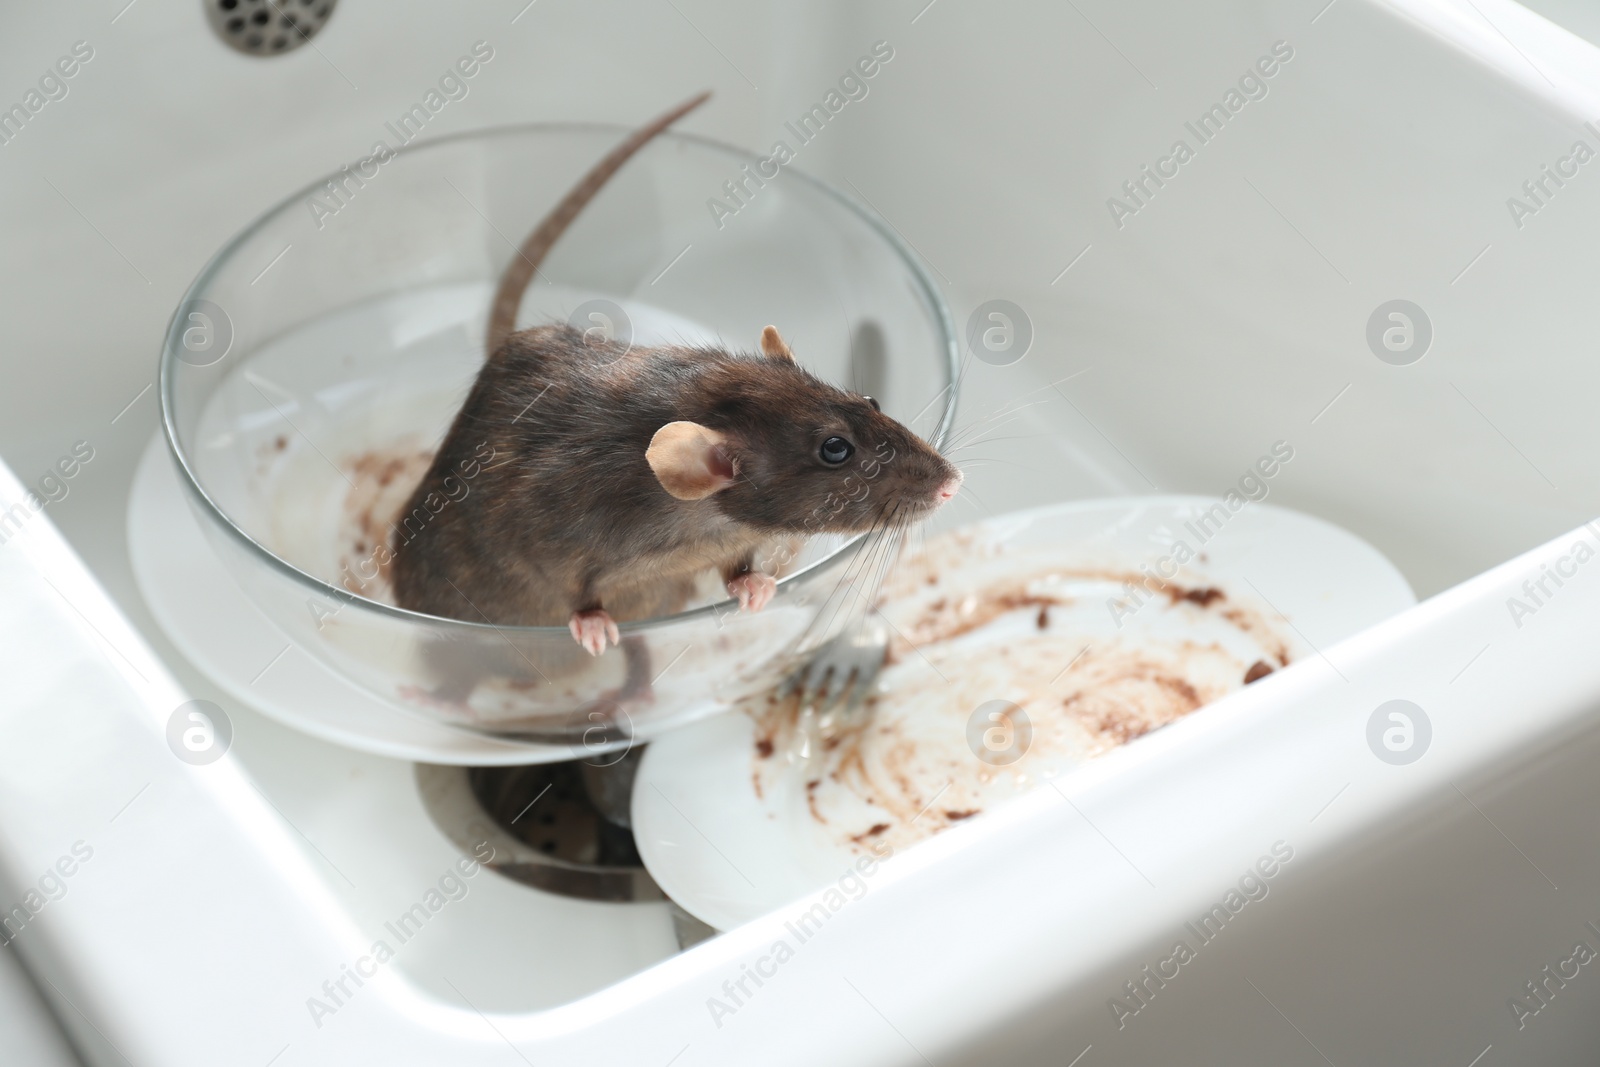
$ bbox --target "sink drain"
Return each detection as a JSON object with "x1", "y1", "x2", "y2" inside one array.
[
  {"x1": 204, "y1": 0, "x2": 336, "y2": 57},
  {"x1": 415, "y1": 760, "x2": 663, "y2": 904}
]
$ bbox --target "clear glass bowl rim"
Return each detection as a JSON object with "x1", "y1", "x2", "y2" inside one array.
[{"x1": 159, "y1": 119, "x2": 961, "y2": 637}]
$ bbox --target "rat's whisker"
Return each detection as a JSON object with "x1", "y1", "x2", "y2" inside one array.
[
  {"x1": 803, "y1": 505, "x2": 896, "y2": 645},
  {"x1": 923, "y1": 350, "x2": 978, "y2": 446},
  {"x1": 941, "y1": 425, "x2": 1041, "y2": 460},
  {"x1": 944, "y1": 456, "x2": 1034, "y2": 472},
  {"x1": 953, "y1": 484, "x2": 992, "y2": 512},
  {"x1": 850, "y1": 505, "x2": 899, "y2": 610},
  {"x1": 935, "y1": 373, "x2": 1090, "y2": 455},
  {"x1": 864, "y1": 523, "x2": 905, "y2": 610},
  {"x1": 949, "y1": 495, "x2": 983, "y2": 516},
  {"x1": 935, "y1": 385, "x2": 1062, "y2": 447},
  {"x1": 849, "y1": 500, "x2": 907, "y2": 621},
  {"x1": 944, "y1": 432, "x2": 1040, "y2": 456},
  {"x1": 940, "y1": 413, "x2": 1024, "y2": 451}
]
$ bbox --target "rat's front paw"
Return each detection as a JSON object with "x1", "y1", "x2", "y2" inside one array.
[
  {"x1": 568, "y1": 609, "x2": 620, "y2": 656},
  {"x1": 727, "y1": 572, "x2": 777, "y2": 612}
]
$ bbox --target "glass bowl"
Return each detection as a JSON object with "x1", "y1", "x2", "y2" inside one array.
[{"x1": 159, "y1": 121, "x2": 957, "y2": 754}]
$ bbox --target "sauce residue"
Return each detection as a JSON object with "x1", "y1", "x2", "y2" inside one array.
[
  {"x1": 749, "y1": 529, "x2": 1300, "y2": 855},
  {"x1": 335, "y1": 442, "x2": 436, "y2": 601}
]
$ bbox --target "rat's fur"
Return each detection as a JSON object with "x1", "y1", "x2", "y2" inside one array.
[
  {"x1": 388, "y1": 91, "x2": 958, "y2": 661},
  {"x1": 390, "y1": 324, "x2": 957, "y2": 630}
]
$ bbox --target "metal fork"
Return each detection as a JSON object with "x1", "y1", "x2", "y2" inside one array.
[{"x1": 780, "y1": 618, "x2": 889, "y2": 722}]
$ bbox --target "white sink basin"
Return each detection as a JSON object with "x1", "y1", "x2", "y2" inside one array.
[{"x1": 4, "y1": 0, "x2": 1600, "y2": 1062}]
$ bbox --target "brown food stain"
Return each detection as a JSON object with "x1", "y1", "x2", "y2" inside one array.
[
  {"x1": 1244, "y1": 660, "x2": 1275, "y2": 684},
  {"x1": 805, "y1": 778, "x2": 826, "y2": 824},
  {"x1": 749, "y1": 532, "x2": 1301, "y2": 855},
  {"x1": 1222, "y1": 607, "x2": 1293, "y2": 666},
  {"x1": 886, "y1": 572, "x2": 1238, "y2": 662},
  {"x1": 755, "y1": 627, "x2": 1292, "y2": 851},
  {"x1": 336, "y1": 443, "x2": 435, "y2": 598},
  {"x1": 894, "y1": 588, "x2": 1072, "y2": 650},
  {"x1": 1058, "y1": 660, "x2": 1204, "y2": 750}
]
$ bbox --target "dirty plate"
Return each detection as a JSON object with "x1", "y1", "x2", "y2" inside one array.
[{"x1": 632, "y1": 496, "x2": 1415, "y2": 930}]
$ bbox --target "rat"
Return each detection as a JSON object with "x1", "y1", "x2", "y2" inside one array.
[{"x1": 390, "y1": 92, "x2": 962, "y2": 662}]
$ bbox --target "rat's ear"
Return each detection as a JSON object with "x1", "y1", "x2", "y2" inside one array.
[
  {"x1": 647, "y1": 421, "x2": 735, "y2": 500},
  {"x1": 760, "y1": 325, "x2": 795, "y2": 362}
]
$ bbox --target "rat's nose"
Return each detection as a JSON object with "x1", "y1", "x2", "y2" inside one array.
[{"x1": 936, "y1": 470, "x2": 963, "y2": 503}]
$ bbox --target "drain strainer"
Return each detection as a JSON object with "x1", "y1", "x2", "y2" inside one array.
[
  {"x1": 415, "y1": 760, "x2": 664, "y2": 904},
  {"x1": 204, "y1": 0, "x2": 336, "y2": 57}
]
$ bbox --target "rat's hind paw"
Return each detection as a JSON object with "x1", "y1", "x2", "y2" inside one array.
[
  {"x1": 727, "y1": 572, "x2": 777, "y2": 612},
  {"x1": 398, "y1": 684, "x2": 473, "y2": 717},
  {"x1": 569, "y1": 609, "x2": 620, "y2": 656}
]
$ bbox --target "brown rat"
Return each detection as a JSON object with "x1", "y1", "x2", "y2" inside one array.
[{"x1": 390, "y1": 94, "x2": 961, "y2": 657}]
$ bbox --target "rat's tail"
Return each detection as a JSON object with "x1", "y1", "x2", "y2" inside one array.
[{"x1": 486, "y1": 90, "x2": 712, "y2": 357}]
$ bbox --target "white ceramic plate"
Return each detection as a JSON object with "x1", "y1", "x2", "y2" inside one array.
[{"x1": 632, "y1": 496, "x2": 1417, "y2": 930}]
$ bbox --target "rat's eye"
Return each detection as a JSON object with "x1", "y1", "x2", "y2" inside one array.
[
  {"x1": 865, "y1": 396, "x2": 880, "y2": 412},
  {"x1": 819, "y1": 436, "x2": 854, "y2": 465}
]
